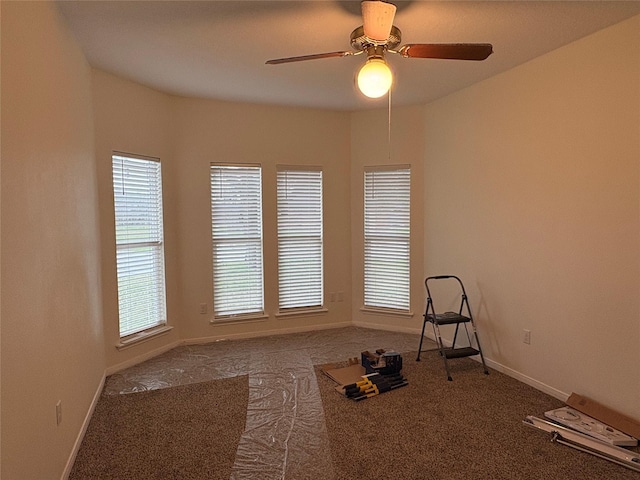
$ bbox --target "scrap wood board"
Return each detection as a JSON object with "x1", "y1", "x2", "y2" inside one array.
[
  {"x1": 321, "y1": 363, "x2": 366, "y2": 395},
  {"x1": 566, "y1": 393, "x2": 640, "y2": 440}
]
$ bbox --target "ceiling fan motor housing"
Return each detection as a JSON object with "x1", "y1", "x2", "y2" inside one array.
[{"x1": 350, "y1": 25, "x2": 402, "y2": 52}]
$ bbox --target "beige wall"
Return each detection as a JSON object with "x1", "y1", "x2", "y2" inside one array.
[
  {"x1": 171, "y1": 98, "x2": 352, "y2": 341},
  {"x1": 92, "y1": 77, "x2": 353, "y2": 367},
  {"x1": 1, "y1": 2, "x2": 105, "y2": 478},
  {"x1": 350, "y1": 105, "x2": 426, "y2": 333},
  {"x1": 91, "y1": 70, "x2": 182, "y2": 370},
  {"x1": 423, "y1": 15, "x2": 640, "y2": 418}
]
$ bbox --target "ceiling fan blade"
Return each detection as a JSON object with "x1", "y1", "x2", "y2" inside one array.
[
  {"x1": 398, "y1": 43, "x2": 493, "y2": 61},
  {"x1": 362, "y1": 0, "x2": 397, "y2": 42},
  {"x1": 266, "y1": 51, "x2": 353, "y2": 65}
]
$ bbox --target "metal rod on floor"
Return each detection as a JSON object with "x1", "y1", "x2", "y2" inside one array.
[{"x1": 523, "y1": 416, "x2": 640, "y2": 473}]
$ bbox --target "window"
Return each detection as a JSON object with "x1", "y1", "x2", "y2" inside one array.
[
  {"x1": 210, "y1": 164, "x2": 264, "y2": 318},
  {"x1": 112, "y1": 153, "x2": 167, "y2": 338},
  {"x1": 364, "y1": 166, "x2": 410, "y2": 311},
  {"x1": 277, "y1": 167, "x2": 323, "y2": 311}
]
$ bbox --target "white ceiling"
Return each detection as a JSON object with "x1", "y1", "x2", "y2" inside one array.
[{"x1": 56, "y1": 1, "x2": 640, "y2": 111}]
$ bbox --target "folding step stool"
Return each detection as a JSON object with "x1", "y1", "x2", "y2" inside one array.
[{"x1": 416, "y1": 275, "x2": 489, "y2": 381}]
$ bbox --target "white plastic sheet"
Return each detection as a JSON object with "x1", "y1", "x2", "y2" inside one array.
[
  {"x1": 104, "y1": 327, "x2": 422, "y2": 396},
  {"x1": 230, "y1": 350, "x2": 335, "y2": 479}
]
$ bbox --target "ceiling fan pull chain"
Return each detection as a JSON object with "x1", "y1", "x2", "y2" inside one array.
[{"x1": 388, "y1": 88, "x2": 392, "y2": 162}]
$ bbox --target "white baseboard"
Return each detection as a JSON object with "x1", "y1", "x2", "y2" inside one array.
[
  {"x1": 482, "y1": 358, "x2": 569, "y2": 402},
  {"x1": 183, "y1": 321, "x2": 353, "y2": 345},
  {"x1": 62, "y1": 374, "x2": 105, "y2": 480},
  {"x1": 105, "y1": 339, "x2": 183, "y2": 376},
  {"x1": 351, "y1": 319, "x2": 425, "y2": 336}
]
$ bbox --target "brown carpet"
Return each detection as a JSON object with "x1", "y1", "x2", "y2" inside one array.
[
  {"x1": 317, "y1": 352, "x2": 640, "y2": 480},
  {"x1": 69, "y1": 375, "x2": 249, "y2": 480}
]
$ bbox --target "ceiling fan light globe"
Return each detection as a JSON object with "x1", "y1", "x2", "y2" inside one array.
[{"x1": 357, "y1": 58, "x2": 393, "y2": 98}]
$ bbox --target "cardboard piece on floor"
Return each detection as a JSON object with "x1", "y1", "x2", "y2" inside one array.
[
  {"x1": 566, "y1": 393, "x2": 640, "y2": 440},
  {"x1": 321, "y1": 363, "x2": 366, "y2": 395}
]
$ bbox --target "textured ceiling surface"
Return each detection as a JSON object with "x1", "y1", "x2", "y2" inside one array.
[{"x1": 57, "y1": 1, "x2": 640, "y2": 111}]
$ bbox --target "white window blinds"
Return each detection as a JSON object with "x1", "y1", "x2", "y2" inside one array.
[
  {"x1": 277, "y1": 167, "x2": 324, "y2": 311},
  {"x1": 364, "y1": 166, "x2": 411, "y2": 311},
  {"x1": 112, "y1": 153, "x2": 167, "y2": 338},
  {"x1": 210, "y1": 164, "x2": 264, "y2": 318}
]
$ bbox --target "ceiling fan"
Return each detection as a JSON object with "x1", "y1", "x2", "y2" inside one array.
[{"x1": 266, "y1": 0, "x2": 493, "y2": 98}]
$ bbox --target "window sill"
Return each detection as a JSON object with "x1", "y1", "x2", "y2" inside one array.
[
  {"x1": 275, "y1": 307, "x2": 329, "y2": 319},
  {"x1": 360, "y1": 307, "x2": 414, "y2": 318},
  {"x1": 210, "y1": 313, "x2": 269, "y2": 326},
  {"x1": 116, "y1": 325, "x2": 173, "y2": 351}
]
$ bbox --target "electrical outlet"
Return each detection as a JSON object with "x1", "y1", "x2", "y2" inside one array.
[
  {"x1": 336, "y1": 291, "x2": 344, "y2": 302},
  {"x1": 329, "y1": 292, "x2": 336, "y2": 302},
  {"x1": 56, "y1": 400, "x2": 62, "y2": 426},
  {"x1": 199, "y1": 303, "x2": 207, "y2": 314},
  {"x1": 523, "y1": 329, "x2": 531, "y2": 345}
]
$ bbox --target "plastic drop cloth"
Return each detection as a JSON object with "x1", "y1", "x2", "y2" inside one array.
[
  {"x1": 103, "y1": 327, "x2": 424, "y2": 396},
  {"x1": 102, "y1": 327, "x2": 428, "y2": 479},
  {"x1": 230, "y1": 349, "x2": 335, "y2": 479}
]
